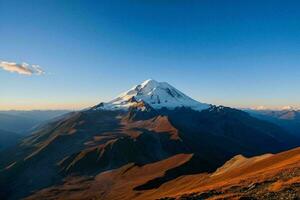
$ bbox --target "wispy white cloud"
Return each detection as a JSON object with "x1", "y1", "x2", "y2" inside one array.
[{"x1": 0, "y1": 60, "x2": 45, "y2": 75}]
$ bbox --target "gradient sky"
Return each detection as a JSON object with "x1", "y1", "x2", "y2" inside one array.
[{"x1": 1, "y1": 0, "x2": 300, "y2": 110}]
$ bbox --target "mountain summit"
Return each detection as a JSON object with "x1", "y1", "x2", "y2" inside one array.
[{"x1": 95, "y1": 79, "x2": 210, "y2": 111}]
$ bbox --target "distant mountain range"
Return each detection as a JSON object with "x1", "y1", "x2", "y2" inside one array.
[
  {"x1": 0, "y1": 110, "x2": 70, "y2": 134},
  {"x1": 0, "y1": 80, "x2": 299, "y2": 200},
  {"x1": 247, "y1": 109, "x2": 300, "y2": 138},
  {"x1": 0, "y1": 110, "x2": 70, "y2": 152}
]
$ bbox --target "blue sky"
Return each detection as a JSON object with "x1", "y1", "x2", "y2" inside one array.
[{"x1": 1, "y1": 0, "x2": 300, "y2": 110}]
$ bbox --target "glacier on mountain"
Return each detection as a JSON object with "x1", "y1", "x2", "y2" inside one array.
[{"x1": 95, "y1": 79, "x2": 210, "y2": 111}]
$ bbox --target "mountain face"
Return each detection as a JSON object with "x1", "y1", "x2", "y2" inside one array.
[{"x1": 0, "y1": 80, "x2": 299, "y2": 200}]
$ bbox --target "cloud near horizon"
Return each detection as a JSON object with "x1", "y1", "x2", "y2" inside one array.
[{"x1": 0, "y1": 60, "x2": 45, "y2": 75}]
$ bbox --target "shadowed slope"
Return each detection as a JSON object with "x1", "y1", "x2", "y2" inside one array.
[{"x1": 0, "y1": 129, "x2": 21, "y2": 151}]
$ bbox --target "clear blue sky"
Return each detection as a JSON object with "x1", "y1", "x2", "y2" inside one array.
[{"x1": 1, "y1": 0, "x2": 300, "y2": 110}]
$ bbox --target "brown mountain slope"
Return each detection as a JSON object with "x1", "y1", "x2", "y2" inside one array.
[
  {"x1": 159, "y1": 146, "x2": 300, "y2": 200},
  {"x1": 25, "y1": 147, "x2": 300, "y2": 200},
  {"x1": 24, "y1": 153, "x2": 196, "y2": 200}
]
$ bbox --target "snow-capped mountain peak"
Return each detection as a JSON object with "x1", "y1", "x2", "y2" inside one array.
[{"x1": 96, "y1": 79, "x2": 210, "y2": 111}]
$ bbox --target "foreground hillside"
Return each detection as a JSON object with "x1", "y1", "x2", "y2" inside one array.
[{"x1": 25, "y1": 147, "x2": 300, "y2": 200}]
